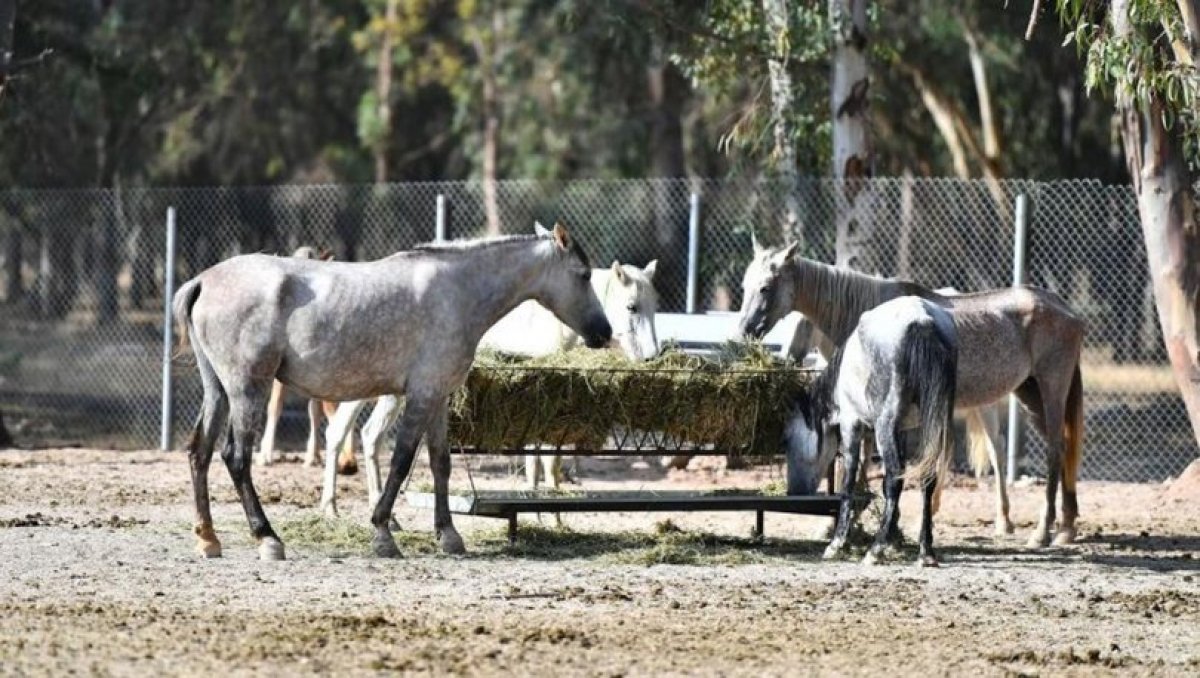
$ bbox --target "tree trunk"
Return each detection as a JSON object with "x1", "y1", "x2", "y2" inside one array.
[
  {"x1": 4, "y1": 225, "x2": 20, "y2": 303},
  {"x1": 1113, "y1": 0, "x2": 1200, "y2": 448},
  {"x1": 762, "y1": 0, "x2": 801, "y2": 245},
  {"x1": 646, "y1": 45, "x2": 688, "y2": 311},
  {"x1": 0, "y1": 0, "x2": 14, "y2": 95},
  {"x1": 830, "y1": 0, "x2": 876, "y2": 271},
  {"x1": 476, "y1": 4, "x2": 503, "y2": 236},
  {"x1": 373, "y1": 0, "x2": 398, "y2": 184},
  {"x1": 0, "y1": 406, "x2": 12, "y2": 448}
]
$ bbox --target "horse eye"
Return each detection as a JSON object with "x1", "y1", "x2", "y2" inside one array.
[
  {"x1": 626, "y1": 303, "x2": 638, "y2": 313},
  {"x1": 580, "y1": 270, "x2": 591, "y2": 282},
  {"x1": 760, "y1": 285, "x2": 770, "y2": 294}
]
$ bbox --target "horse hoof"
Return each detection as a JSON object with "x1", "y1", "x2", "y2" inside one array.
[
  {"x1": 321, "y1": 502, "x2": 338, "y2": 518},
  {"x1": 195, "y1": 540, "x2": 222, "y2": 558},
  {"x1": 1026, "y1": 532, "x2": 1052, "y2": 549},
  {"x1": 258, "y1": 538, "x2": 286, "y2": 561},
  {"x1": 1052, "y1": 527, "x2": 1077, "y2": 546},
  {"x1": 810, "y1": 522, "x2": 836, "y2": 541},
  {"x1": 862, "y1": 550, "x2": 884, "y2": 566},
  {"x1": 388, "y1": 516, "x2": 401, "y2": 532},
  {"x1": 440, "y1": 531, "x2": 467, "y2": 555},
  {"x1": 917, "y1": 555, "x2": 940, "y2": 568},
  {"x1": 372, "y1": 531, "x2": 401, "y2": 559},
  {"x1": 996, "y1": 521, "x2": 1015, "y2": 537},
  {"x1": 822, "y1": 544, "x2": 843, "y2": 561}
]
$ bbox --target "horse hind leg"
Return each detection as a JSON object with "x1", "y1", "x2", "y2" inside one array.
[
  {"x1": 303, "y1": 398, "x2": 323, "y2": 467},
  {"x1": 321, "y1": 400, "x2": 359, "y2": 476},
  {"x1": 189, "y1": 390, "x2": 228, "y2": 558},
  {"x1": 916, "y1": 474, "x2": 940, "y2": 567},
  {"x1": 544, "y1": 454, "x2": 565, "y2": 528},
  {"x1": 1054, "y1": 366, "x2": 1084, "y2": 546},
  {"x1": 823, "y1": 425, "x2": 863, "y2": 561},
  {"x1": 223, "y1": 379, "x2": 285, "y2": 561},
  {"x1": 360, "y1": 397, "x2": 401, "y2": 528},
  {"x1": 966, "y1": 407, "x2": 1013, "y2": 536},
  {"x1": 319, "y1": 399, "x2": 369, "y2": 516},
  {"x1": 1015, "y1": 377, "x2": 1067, "y2": 549},
  {"x1": 864, "y1": 418, "x2": 904, "y2": 566}
]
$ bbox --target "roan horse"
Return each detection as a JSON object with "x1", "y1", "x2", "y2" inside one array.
[
  {"x1": 173, "y1": 223, "x2": 612, "y2": 560},
  {"x1": 798, "y1": 295, "x2": 959, "y2": 565},
  {"x1": 480, "y1": 259, "x2": 660, "y2": 497},
  {"x1": 256, "y1": 246, "x2": 358, "y2": 475},
  {"x1": 740, "y1": 242, "x2": 1085, "y2": 548}
]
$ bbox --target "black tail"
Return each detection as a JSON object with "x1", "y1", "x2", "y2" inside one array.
[{"x1": 901, "y1": 321, "x2": 958, "y2": 485}]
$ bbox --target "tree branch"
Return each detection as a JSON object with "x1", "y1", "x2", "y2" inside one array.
[{"x1": 1024, "y1": 0, "x2": 1044, "y2": 41}]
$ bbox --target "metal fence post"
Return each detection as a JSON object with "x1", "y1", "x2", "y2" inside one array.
[
  {"x1": 435, "y1": 194, "x2": 447, "y2": 243},
  {"x1": 686, "y1": 192, "x2": 701, "y2": 314},
  {"x1": 1006, "y1": 194, "x2": 1029, "y2": 485},
  {"x1": 160, "y1": 207, "x2": 177, "y2": 451}
]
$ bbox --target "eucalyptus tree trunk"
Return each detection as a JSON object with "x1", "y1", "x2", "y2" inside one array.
[
  {"x1": 0, "y1": 0, "x2": 14, "y2": 94},
  {"x1": 829, "y1": 0, "x2": 876, "y2": 271},
  {"x1": 645, "y1": 45, "x2": 688, "y2": 312},
  {"x1": 762, "y1": 0, "x2": 801, "y2": 245},
  {"x1": 474, "y1": 3, "x2": 504, "y2": 236},
  {"x1": 373, "y1": 0, "x2": 398, "y2": 184},
  {"x1": 1113, "y1": 0, "x2": 1200, "y2": 448}
]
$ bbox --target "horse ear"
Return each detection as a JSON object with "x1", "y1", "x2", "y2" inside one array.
[
  {"x1": 751, "y1": 231, "x2": 765, "y2": 255},
  {"x1": 781, "y1": 241, "x2": 800, "y2": 262},
  {"x1": 611, "y1": 260, "x2": 628, "y2": 284},
  {"x1": 534, "y1": 221, "x2": 551, "y2": 237},
  {"x1": 643, "y1": 259, "x2": 658, "y2": 280},
  {"x1": 552, "y1": 221, "x2": 570, "y2": 250}
]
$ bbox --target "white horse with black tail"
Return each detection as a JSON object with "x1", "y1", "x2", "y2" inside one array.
[
  {"x1": 797, "y1": 295, "x2": 958, "y2": 565},
  {"x1": 741, "y1": 241, "x2": 1084, "y2": 548},
  {"x1": 172, "y1": 222, "x2": 612, "y2": 560}
]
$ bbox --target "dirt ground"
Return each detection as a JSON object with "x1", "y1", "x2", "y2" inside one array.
[{"x1": 0, "y1": 448, "x2": 1197, "y2": 677}]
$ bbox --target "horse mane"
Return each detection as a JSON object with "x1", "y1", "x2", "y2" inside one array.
[
  {"x1": 791, "y1": 257, "x2": 937, "y2": 345},
  {"x1": 404, "y1": 233, "x2": 592, "y2": 267}
]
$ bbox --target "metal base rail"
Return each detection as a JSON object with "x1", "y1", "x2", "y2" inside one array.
[{"x1": 405, "y1": 490, "x2": 869, "y2": 545}]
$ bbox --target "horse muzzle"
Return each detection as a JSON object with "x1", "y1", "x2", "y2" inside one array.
[{"x1": 582, "y1": 316, "x2": 613, "y2": 349}]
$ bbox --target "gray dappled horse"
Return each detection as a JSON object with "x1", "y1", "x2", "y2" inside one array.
[
  {"x1": 173, "y1": 223, "x2": 612, "y2": 560},
  {"x1": 794, "y1": 296, "x2": 959, "y2": 565},
  {"x1": 256, "y1": 246, "x2": 358, "y2": 474},
  {"x1": 740, "y1": 241, "x2": 1085, "y2": 548}
]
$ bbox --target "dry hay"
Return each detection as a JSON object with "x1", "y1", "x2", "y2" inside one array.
[{"x1": 448, "y1": 342, "x2": 816, "y2": 458}]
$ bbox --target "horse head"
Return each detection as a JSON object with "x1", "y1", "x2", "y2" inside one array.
[
  {"x1": 534, "y1": 221, "x2": 612, "y2": 349},
  {"x1": 737, "y1": 238, "x2": 800, "y2": 339},
  {"x1": 605, "y1": 259, "x2": 660, "y2": 361}
]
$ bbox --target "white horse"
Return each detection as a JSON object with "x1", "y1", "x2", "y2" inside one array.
[
  {"x1": 480, "y1": 260, "x2": 659, "y2": 497},
  {"x1": 173, "y1": 222, "x2": 611, "y2": 559},
  {"x1": 790, "y1": 296, "x2": 959, "y2": 566}
]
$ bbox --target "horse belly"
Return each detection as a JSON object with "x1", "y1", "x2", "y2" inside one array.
[{"x1": 953, "y1": 331, "x2": 1031, "y2": 410}]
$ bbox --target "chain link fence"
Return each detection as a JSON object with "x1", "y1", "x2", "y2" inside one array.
[{"x1": 0, "y1": 178, "x2": 1194, "y2": 481}]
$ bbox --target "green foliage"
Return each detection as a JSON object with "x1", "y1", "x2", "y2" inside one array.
[{"x1": 1056, "y1": 0, "x2": 1200, "y2": 167}]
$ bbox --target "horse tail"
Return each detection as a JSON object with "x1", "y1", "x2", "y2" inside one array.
[
  {"x1": 1061, "y1": 365, "x2": 1084, "y2": 493},
  {"x1": 965, "y1": 409, "x2": 992, "y2": 477},
  {"x1": 903, "y1": 320, "x2": 958, "y2": 487},
  {"x1": 172, "y1": 277, "x2": 203, "y2": 356}
]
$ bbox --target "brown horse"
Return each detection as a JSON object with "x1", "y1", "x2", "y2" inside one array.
[{"x1": 740, "y1": 242, "x2": 1085, "y2": 547}]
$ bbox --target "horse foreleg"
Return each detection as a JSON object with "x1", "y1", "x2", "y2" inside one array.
[
  {"x1": 426, "y1": 402, "x2": 465, "y2": 554},
  {"x1": 361, "y1": 396, "x2": 402, "y2": 514},
  {"x1": 303, "y1": 398, "x2": 323, "y2": 467},
  {"x1": 525, "y1": 453, "x2": 540, "y2": 490},
  {"x1": 322, "y1": 400, "x2": 359, "y2": 475},
  {"x1": 824, "y1": 426, "x2": 862, "y2": 560},
  {"x1": 371, "y1": 393, "x2": 438, "y2": 558},
  {"x1": 544, "y1": 454, "x2": 565, "y2": 528},
  {"x1": 319, "y1": 399, "x2": 368, "y2": 516},
  {"x1": 976, "y1": 407, "x2": 1014, "y2": 536},
  {"x1": 256, "y1": 380, "x2": 285, "y2": 466}
]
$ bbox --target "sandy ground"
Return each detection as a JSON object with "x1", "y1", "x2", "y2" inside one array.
[{"x1": 0, "y1": 448, "x2": 1198, "y2": 677}]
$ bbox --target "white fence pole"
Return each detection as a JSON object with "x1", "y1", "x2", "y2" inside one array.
[
  {"x1": 435, "y1": 194, "x2": 447, "y2": 243},
  {"x1": 686, "y1": 192, "x2": 701, "y2": 314},
  {"x1": 1006, "y1": 194, "x2": 1029, "y2": 485},
  {"x1": 160, "y1": 207, "x2": 177, "y2": 451}
]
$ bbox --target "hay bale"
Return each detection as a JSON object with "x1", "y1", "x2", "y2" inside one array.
[{"x1": 448, "y1": 343, "x2": 815, "y2": 457}]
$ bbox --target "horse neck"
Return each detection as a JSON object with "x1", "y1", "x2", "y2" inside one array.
[
  {"x1": 789, "y1": 258, "x2": 912, "y2": 346},
  {"x1": 445, "y1": 240, "x2": 559, "y2": 341}
]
